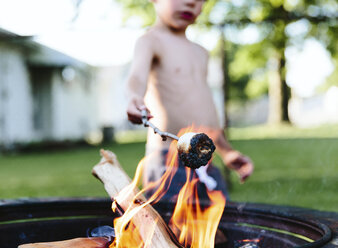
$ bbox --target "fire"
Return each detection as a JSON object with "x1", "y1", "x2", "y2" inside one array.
[
  {"x1": 170, "y1": 173, "x2": 225, "y2": 247},
  {"x1": 235, "y1": 238, "x2": 261, "y2": 248},
  {"x1": 111, "y1": 126, "x2": 226, "y2": 247}
]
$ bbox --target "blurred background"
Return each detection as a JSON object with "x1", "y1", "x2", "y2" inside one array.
[{"x1": 0, "y1": 0, "x2": 337, "y2": 212}]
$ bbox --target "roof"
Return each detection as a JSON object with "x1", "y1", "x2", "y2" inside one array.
[
  {"x1": 0, "y1": 27, "x2": 88, "y2": 69},
  {"x1": 0, "y1": 27, "x2": 21, "y2": 39},
  {"x1": 27, "y1": 42, "x2": 88, "y2": 69}
]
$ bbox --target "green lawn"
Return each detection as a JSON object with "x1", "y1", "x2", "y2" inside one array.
[
  {"x1": 224, "y1": 138, "x2": 338, "y2": 212},
  {"x1": 0, "y1": 125, "x2": 337, "y2": 212}
]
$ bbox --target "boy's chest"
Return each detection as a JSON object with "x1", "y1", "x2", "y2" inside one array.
[{"x1": 155, "y1": 42, "x2": 207, "y2": 77}]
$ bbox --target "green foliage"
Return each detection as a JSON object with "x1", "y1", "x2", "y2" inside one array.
[
  {"x1": 227, "y1": 41, "x2": 270, "y2": 100},
  {"x1": 316, "y1": 55, "x2": 338, "y2": 92},
  {"x1": 245, "y1": 72, "x2": 269, "y2": 99},
  {"x1": 115, "y1": 0, "x2": 155, "y2": 26},
  {"x1": 195, "y1": 0, "x2": 219, "y2": 26},
  {"x1": 229, "y1": 42, "x2": 268, "y2": 79}
]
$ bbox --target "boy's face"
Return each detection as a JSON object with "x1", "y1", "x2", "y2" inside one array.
[{"x1": 152, "y1": 0, "x2": 205, "y2": 30}]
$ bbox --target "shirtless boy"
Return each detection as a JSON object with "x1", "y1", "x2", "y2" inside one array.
[{"x1": 126, "y1": 0, "x2": 253, "y2": 201}]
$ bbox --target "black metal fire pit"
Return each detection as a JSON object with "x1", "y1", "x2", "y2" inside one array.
[{"x1": 0, "y1": 198, "x2": 336, "y2": 248}]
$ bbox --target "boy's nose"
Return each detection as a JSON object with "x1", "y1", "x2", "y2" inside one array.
[{"x1": 183, "y1": 0, "x2": 196, "y2": 7}]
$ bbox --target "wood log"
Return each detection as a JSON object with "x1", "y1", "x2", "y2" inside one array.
[
  {"x1": 92, "y1": 149, "x2": 180, "y2": 248},
  {"x1": 18, "y1": 237, "x2": 109, "y2": 248}
]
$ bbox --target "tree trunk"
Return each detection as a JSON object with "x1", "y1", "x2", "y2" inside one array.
[
  {"x1": 280, "y1": 54, "x2": 291, "y2": 122},
  {"x1": 268, "y1": 54, "x2": 290, "y2": 124},
  {"x1": 268, "y1": 55, "x2": 283, "y2": 124},
  {"x1": 220, "y1": 26, "x2": 230, "y2": 129},
  {"x1": 268, "y1": 21, "x2": 291, "y2": 124},
  {"x1": 219, "y1": 26, "x2": 233, "y2": 190}
]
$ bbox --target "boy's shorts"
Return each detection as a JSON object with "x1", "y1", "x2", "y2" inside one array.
[{"x1": 144, "y1": 149, "x2": 229, "y2": 207}]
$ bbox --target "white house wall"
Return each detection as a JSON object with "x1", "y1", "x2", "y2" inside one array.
[
  {"x1": 97, "y1": 65, "x2": 130, "y2": 130},
  {"x1": 51, "y1": 69, "x2": 98, "y2": 141},
  {"x1": 0, "y1": 45, "x2": 33, "y2": 145}
]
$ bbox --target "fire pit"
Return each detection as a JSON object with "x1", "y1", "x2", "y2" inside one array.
[{"x1": 0, "y1": 198, "x2": 336, "y2": 248}]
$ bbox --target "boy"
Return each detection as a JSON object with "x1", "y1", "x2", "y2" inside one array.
[{"x1": 126, "y1": 0, "x2": 253, "y2": 201}]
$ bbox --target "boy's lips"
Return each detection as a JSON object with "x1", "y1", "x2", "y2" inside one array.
[{"x1": 180, "y1": 11, "x2": 194, "y2": 20}]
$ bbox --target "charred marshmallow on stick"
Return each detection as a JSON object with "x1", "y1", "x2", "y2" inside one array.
[
  {"x1": 141, "y1": 110, "x2": 216, "y2": 169},
  {"x1": 177, "y1": 132, "x2": 215, "y2": 169}
]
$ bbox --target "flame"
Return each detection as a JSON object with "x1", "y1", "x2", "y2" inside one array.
[
  {"x1": 241, "y1": 239, "x2": 260, "y2": 243},
  {"x1": 170, "y1": 170, "x2": 226, "y2": 247},
  {"x1": 111, "y1": 158, "x2": 159, "y2": 247},
  {"x1": 110, "y1": 126, "x2": 226, "y2": 247},
  {"x1": 235, "y1": 238, "x2": 261, "y2": 248}
]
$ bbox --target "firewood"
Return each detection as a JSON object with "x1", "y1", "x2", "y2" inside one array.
[
  {"x1": 92, "y1": 149, "x2": 180, "y2": 248},
  {"x1": 18, "y1": 237, "x2": 109, "y2": 248}
]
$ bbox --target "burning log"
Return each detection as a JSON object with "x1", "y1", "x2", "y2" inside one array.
[
  {"x1": 18, "y1": 237, "x2": 109, "y2": 248},
  {"x1": 92, "y1": 149, "x2": 181, "y2": 248}
]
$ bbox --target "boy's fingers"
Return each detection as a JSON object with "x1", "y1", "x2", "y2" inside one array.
[
  {"x1": 127, "y1": 114, "x2": 143, "y2": 124},
  {"x1": 238, "y1": 162, "x2": 254, "y2": 183},
  {"x1": 137, "y1": 105, "x2": 153, "y2": 120},
  {"x1": 138, "y1": 105, "x2": 147, "y2": 111},
  {"x1": 127, "y1": 108, "x2": 143, "y2": 124},
  {"x1": 225, "y1": 152, "x2": 254, "y2": 183},
  {"x1": 126, "y1": 101, "x2": 153, "y2": 124}
]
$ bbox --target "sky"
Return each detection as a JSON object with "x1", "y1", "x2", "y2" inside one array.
[
  {"x1": 0, "y1": 0, "x2": 144, "y2": 65},
  {"x1": 0, "y1": 0, "x2": 219, "y2": 66},
  {"x1": 0, "y1": 0, "x2": 335, "y2": 97}
]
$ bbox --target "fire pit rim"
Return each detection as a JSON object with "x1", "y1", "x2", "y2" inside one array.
[
  {"x1": 224, "y1": 201, "x2": 333, "y2": 248},
  {"x1": 0, "y1": 197, "x2": 336, "y2": 248}
]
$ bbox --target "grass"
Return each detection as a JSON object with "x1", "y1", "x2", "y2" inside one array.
[
  {"x1": 0, "y1": 142, "x2": 145, "y2": 199},
  {"x1": 223, "y1": 138, "x2": 338, "y2": 212},
  {"x1": 0, "y1": 124, "x2": 337, "y2": 212}
]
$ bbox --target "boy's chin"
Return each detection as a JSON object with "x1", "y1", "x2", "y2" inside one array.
[{"x1": 171, "y1": 20, "x2": 194, "y2": 30}]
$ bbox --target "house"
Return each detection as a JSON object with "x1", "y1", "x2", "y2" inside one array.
[
  {"x1": 95, "y1": 65, "x2": 130, "y2": 132},
  {"x1": 0, "y1": 28, "x2": 99, "y2": 150}
]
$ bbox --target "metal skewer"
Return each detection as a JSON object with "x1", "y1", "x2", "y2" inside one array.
[{"x1": 141, "y1": 109, "x2": 179, "y2": 141}]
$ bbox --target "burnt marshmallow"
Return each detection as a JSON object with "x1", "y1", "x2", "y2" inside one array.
[{"x1": 177, "y1": 132, "x2": 216, "y2": 169}]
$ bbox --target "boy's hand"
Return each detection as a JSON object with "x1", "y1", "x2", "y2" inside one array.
[
  {"x1": 127, "y1": 98, "x2": 152, "y2": 124},
  {"x1": 224, "y1": 150, "x2": 254, "y2": 183}
]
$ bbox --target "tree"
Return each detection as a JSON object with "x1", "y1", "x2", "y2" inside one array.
[{"x1": 216, "y1": 0, "x2": 337, "y2": 124}]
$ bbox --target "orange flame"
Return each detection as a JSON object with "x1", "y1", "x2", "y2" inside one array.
[
  {"x1": 111, "y1": 126, "x2": 226, "y2": 247},
  {"x1": 111, "y1": 158, "x2": 160, "y2": 247},
  {"x1": 238, "y1": 238, "x2": 261, "y2": 244},
  {"x1": 170, "y1": 173, "x2": 225, "y2": 247}
]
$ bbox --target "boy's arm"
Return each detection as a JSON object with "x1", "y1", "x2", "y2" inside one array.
[
  {"x1": 210, "y1": 129, "x2": 254, "y2": 183},
  {"x1": 126, "y1": 35, "x2": 155, "y2": 124},
  {"x1": 201, "y1": 49, "x2": 253, "y2": 182}
]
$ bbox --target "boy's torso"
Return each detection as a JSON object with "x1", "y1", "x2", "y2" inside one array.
[{"x1": 144, "y1": 28, "x2": 220, "y2": 152}]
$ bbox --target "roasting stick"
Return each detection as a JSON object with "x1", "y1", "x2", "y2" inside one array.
[
  {"x1": 142, "y1": 109, "x2": 179, "y2": 141},
  {"x1": 92, "y1": 149, "x2": 181, "y2": 248}
]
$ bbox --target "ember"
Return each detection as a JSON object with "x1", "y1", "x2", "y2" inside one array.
[{"x1": 234, "y1": 238, "x2": 261, "y2": 248}]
